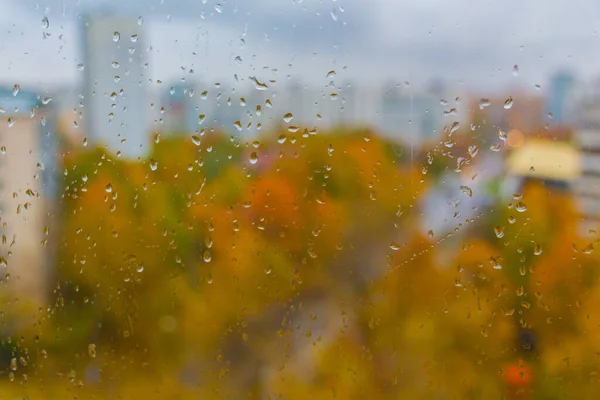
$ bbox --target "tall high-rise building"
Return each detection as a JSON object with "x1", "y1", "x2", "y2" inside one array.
[
  {"x1": 209, "y1": 83, "x2": 246, "y2": 134},
  {"x1": 161, "y1": 81, "x2": 199, "y2": 135},
  {"x1": 379, "y1": 84, "x2": 443, "y2": 146},
  {"x1": 339, "y1": 81, "x2": 357, "y2": 126},
  {"x1": 0, "y1": 87, "x2": 59, "y2": 308},
  {"x1": 573, "y1": 79, "x2": 600, "y2": 236},
  {"x1": 547, "y1": 70, "x2": 576, "y2": 126},
  {"x1": 80, "y1": 12, "x2": 149, "y2": 159}
]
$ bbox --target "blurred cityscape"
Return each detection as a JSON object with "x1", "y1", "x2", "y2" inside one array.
[{"x1": 1, "y1": 7, "x2": 600, "y2": 399}]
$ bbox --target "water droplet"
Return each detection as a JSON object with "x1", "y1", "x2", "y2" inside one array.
[
  {"x1": 494, "y1": 226, "x2": 505, "y2": 239},
  {"x1": 513, "y1": 65, "x2": 519, "y2": 76},
  {"x1": 508, "y1": 216, "x2": 516, "y2": 224},
  {"x1": 12, "y1": 84, "x2": 20, "y2": 97},
  {"x1": 479, "y1": 98, "x2": 491, "y2": 110},
  {"x1": 112, "y1": 61, "x2": 120, "y2": 69},
  {"x1": 504, "y1": 96, "x2": 513, "y2": 109},
  {"x1": 277, "y1": 134, "x2": 287, "y2": 144},
  {"x1": 198, "y1": 114, "x2": 206, "y2": 124},
  {"x1": 582, "y1": 243, "x2": 595, "y2": 254},
  {"x1": 449, "y1": 121, "x2": 460, "y2": 135},
  {"x1": 234, "y1": 121, "x2": 243, "y2": 131},
  {"x1": 287, "y1": 126, "x2": 299, "y2": 133},
  {"x1": 460, "y1": 185, "x2": 473, "y2": 198},
  {"x1": 468, "y1": 145, "x2": 479, "y2": 158},
  {"x1": 88, "y1": 344, "x2": 96, "y2": 358},
  {"x1": 234, "y1": 56, "x2": 242, "y2": 64},
  {"x1": 42, "y1": 97, "x2": 52, "y2": 105},
  {"x1": 249, "y1": 152, "x2": 259, "y2": 165},
  {"x1": 283, "y1": 113, "x2": 293, "y2": 123},
  {"x1": 250, "y1": 76, "x2": 268, "y2": 91},
  {"x1": 42, "y1": 16, "x2": 49, "y2": 29},
  {"x1": 490, "y1": 143, "x2": 501, "y2": 152},
  {"x1": 191, "y1": 135, "x2": 201, "y2": 146},
  {"x1": 426, "y1": 151, "x2": 434, "y2": 164},
  {"x1": 76, "y1": 63, "x2": 84, "y2": 71},
  {"x1": 330, "y1": 8, "x2": 338, "y2": 21},
  {"x1": 326, "y1": 70, "x2": 336, "y2": 79},
  {"x1": 214, "y1": 3, "x2": 223, "y2": 13},
  {"x1": 105, "y1": 183, "x2": 113, "y2": 193},
  {"x1": 489, "y1": 256, "x2": 502, "y2": 270},
  {"x1": 137, "y1": 16, "x2": 144, "y2": 26},
  {"x1": 498, "y1": 130, "x2": 508, "y2": 142},
  {"x1": 533, "y1": 244, "x2": 543, "y2": 256},
  {"x1": 516, "y1": 202, "x2": 527, "y2": 213},
  {"x1": 112, "y1": 31, "x2": 120, "y2": 42},
  {"x1": 203, "y1": 250, "x2": 212, "y2": 262},
  {"x1": 389, "y1": 242, "x2": 400, "y2": 251},
  {"x1": 428, "y1": 230, "x2": 434, "y2": 239},
  {"x1": 329, "y1": 93, "x2": 338, "y2": 100},
  {"x1": 7, "y1": 118, "x2": 15, "y2": 128},
  {"x1": 149, "y1": 159, "x2": 158, "y2": 171}
]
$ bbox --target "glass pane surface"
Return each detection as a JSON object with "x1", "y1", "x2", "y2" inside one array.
[{"x1": 0, "y1": 1, "x2": 596, "y2": 398}]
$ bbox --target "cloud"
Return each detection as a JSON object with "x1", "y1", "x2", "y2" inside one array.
[{"x1": 2, "y1": 0, "x2": 600, "y2": 92}]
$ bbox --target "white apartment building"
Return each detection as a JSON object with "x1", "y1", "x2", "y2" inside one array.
[
  {"x1": 81, "y1": 12, "x2": 150, "y2": 159},
  {"x1": 574, "y1": 80, "x2": 600, "y2": 236},
  {"x1": 0, "y1": 87, "x2": 58, "y2": 309}
]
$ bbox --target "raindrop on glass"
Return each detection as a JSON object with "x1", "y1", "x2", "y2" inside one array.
[
  {"x1": 494, "y1": 226, "x2": 505, "y2": 239},
  {"x1": 468, "y1": 145, "x2": 479, "y2": 158},
  {"x1": 88, "y1": 344, "x2": 96, "y2": 358},
  {"x1": 498, "y1": 130, "x2": 508, "y2": 142},
  {"x1": 516, "y1": 202, "x2": 527, "y2": 212},
  {"x1": 460, "y1": 185, "x2": 473, "y2": 198},
  {"x1": 249, "y1": 152, "x2": 259, "y2": 165}
]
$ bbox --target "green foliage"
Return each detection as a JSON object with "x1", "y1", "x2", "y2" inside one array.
[{"x1": 0, "y1": 129, "x2": 597, "y2": 399}]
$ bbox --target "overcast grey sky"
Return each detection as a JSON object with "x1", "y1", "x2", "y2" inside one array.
[{"x1": 0, "y1": 0, "x2": 599, "y2": 94}]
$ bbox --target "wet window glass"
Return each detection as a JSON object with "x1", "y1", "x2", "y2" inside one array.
[{"x1": 0, "y1": 1, "x2": 597, "y2": 398}]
